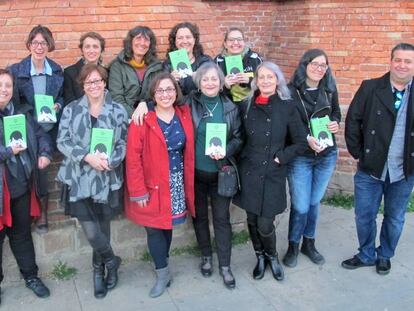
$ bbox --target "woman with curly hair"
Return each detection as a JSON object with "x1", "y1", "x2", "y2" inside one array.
[
  {"x1": 164, "y1": 22, "x2": 212, "y2": 95},
  {"x1": 108, "y1": 25, "x2": 163, "y2": 116}
]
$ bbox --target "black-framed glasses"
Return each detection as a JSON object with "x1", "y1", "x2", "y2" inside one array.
[
  {"x1": 31, "y1": 41, "x2": 48, "y2": 48},
  {"x1": 155, "y1": 87, "x2": 176, "y2": 96},
  {"x1": 84, "y1": 79, "x2": 104, "y2": 87},
  {"x1": 309, "y1": 61, "x2": 328, "y2": 71}
]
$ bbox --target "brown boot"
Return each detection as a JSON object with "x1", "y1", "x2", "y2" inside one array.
[{"x1": 36, "y1": 195, "x2": 49, "y2": 234}]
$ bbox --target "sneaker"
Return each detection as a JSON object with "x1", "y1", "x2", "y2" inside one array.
[
  {"x1": 341, "y1": 256, "x2": 375, "y2": 270},
  {"x1": 25, "y1": 277, "x2": 50, "y2": 298},
  {"x1": 376, "y1": 258, "x2": 391, "y2": 275}
]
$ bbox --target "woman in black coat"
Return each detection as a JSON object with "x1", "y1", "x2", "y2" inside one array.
[
  {"x1": 63, "y1": 32, "x2": 106, "y2": 105},
  {"x1": 238, "y1": 61, "x2": 307, "y2": 281}
]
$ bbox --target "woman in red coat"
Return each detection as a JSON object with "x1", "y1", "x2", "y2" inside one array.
[{"x1": 125, "y1": 72, "x2": 195, "y2": 298}]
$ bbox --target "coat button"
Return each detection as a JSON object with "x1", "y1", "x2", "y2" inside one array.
[
  {"x1": 365, "y1": 149, "x2": 370, "y2": 153},
  {"x1": 371, "y1": 130, "x2": 375, "y2": 135},
  {"x1": 264, "y1": 146, "x2": 268, "y2": 151},
  {"x1": 411, "y1": 152, "x2": 414, "y2": 157},
  {"x1": 260, "y1": 175, "x2": 264, "y2": 180},
  {"x1": 246, "y1": 171, "x2": 251, "y2": 175},
  {"x1": 265, "y1": 131, "x2": 270, "y2": 136},
  {"x1": 250, "y1": 130, "x2": 255, "y2": 135},
  {"x1": 266, "y1": 118, "x2": 271, "y2": 123},
  {"x1": 411, "y1": 132, "x2": 414, "y2": 137},
  {"x1": 262, "y1": 161, "x2": 268, "y2": 165},
  {"x1": 377, "y1": 110, "x2": 381, "y2": 115},
  {"x1": 155, "y1": 185, "x2": 159, "y2": 189}
]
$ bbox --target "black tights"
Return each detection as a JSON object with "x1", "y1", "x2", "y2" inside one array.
[
  {"x1": 79, "y1": 219, "x2": 112, "y2": 257},
  {"x1": 145, "y1": 227, "x2": 172, "y2": 269}
]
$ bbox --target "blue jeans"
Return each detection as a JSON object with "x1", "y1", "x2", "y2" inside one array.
[
  {"x1": 287, "y1": 149, "x2": 338, "y2": 243},
  {"x1": 354, "y1": 170, "x2": 414, "y2": 263}
]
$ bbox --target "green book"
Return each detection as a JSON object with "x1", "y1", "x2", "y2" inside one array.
[
  {"x1": 34, "y1": 94, "x2": 57, "y2": 123},
  {"x1": 205, "y1": 123, "x2": 227, "y2": 157},
  {"x1": 3, "y1": 114, "x2": 27, "y2": 149},
  {"x1": 310, "y1": 116, "x2": 333, "y2": 149},
  {"x1": 225, "y1": 55, "x2": 244, "y2": 75},
  {"x1": 90, "y1": 128, "x2": 114, "y2": 159},
  {"x1": 168, "y1": 49, "x2": 193, "y2": 78}
]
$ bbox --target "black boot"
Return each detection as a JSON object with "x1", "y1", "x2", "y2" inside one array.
[
  {"x1": 248, "y1": 224, "x2": 267, "y2": 279},
  {"x1": 101, "y1": 248, "x2": 121, "y2": 290},
  {"x1": 283, "y1": 242, "x2": 299, "y2": 268},
  {"x1": 301, "y1": 237, "x2": 325, "y2": 265},
  {"x1": 260, "y1": 229, "x2": 284, "y2": 281},
  {"x1": 93, "y1": 252, "x2": 107, "y2": 299}
]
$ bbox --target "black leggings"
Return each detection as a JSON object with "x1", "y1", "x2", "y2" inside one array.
[
  {"x1": 79, "y1": 219, "x2": 111, "y2": 255},
  {"x1": 145, "y1": 227, "x2": 172, "y2": 269},
  {"x1": 246, "y1": 212, "x2": 275, "y2": 236}
]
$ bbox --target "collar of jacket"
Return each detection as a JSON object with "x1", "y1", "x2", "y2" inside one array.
[
  {"x1": 14, "y1": 55, "x2": 62, "y2": 79},
  {"x1": 116, "y1": 49, "x2": 163, "y2": 71}
]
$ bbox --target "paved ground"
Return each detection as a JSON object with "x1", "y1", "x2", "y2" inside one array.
[{"x1": 2, "y1": 206, "x2": 414, "y2": 311}]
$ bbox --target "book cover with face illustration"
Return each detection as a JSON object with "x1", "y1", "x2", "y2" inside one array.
[
  {"x1": 169, "y1": 49, "x2": 193, "y2": 78},
  {"x1": 34, "y1": 94, "x2": 57, "y2": 123},
  {"x1": 3, "y1": 114, "x2": 27, "y2": 149},
  {"x1": 90, "y1": 128, "x2": 114, "y2": 160},
  {"x1": 205, "y1": 123, "x2": 227, "y2": 157}
]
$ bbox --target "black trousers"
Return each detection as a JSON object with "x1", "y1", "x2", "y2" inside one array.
[
  {"x1": 246, "y1": 212, "x2": 275, "y2": 236},
  {"x1": 145, "y1": 227, "x2": 172, "y2": 269},
  {"x1": 0, "y1": 192, "x2": 38, "y2": 282},
  {"x1": 193, "y1": 170, "x2": 232, "y2": 267}
]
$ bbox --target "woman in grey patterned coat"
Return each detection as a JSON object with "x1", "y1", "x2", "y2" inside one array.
[{"x1": 56, "y1": 64, "x2": 128, "y2": 299}]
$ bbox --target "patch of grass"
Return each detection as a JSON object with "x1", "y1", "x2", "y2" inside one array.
[
  {"x1": 323, "y1": 192, "x2": 414, "y2": 213},
  {"x1": 139, "y1": 229, "x2": 250, "y2": 262},
  {"x1": 322, "y1": 193, "x2": 354, "y2": 210},
  {"x1": 51, "y1": 260, "x2": 77, "y2": 281}
]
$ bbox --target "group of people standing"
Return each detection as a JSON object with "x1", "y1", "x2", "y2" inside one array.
[{"x1": 0, "y1": 20, "x2": 413, "y2": 305}]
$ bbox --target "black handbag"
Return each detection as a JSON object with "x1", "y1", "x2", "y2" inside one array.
[{"x1": 217, "y1": 158, "x2": 240, "y2": 198}]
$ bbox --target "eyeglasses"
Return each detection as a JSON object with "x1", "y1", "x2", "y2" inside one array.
[
  {"x1": 226, "y1": 37, "x2": 244, "y2": 43},
  {"x1": 309, "y1": 62, "x2": 328, "y2": 71},
  {"x1": 31, "y1": 41, "x2": 48, "y2": 48},
  {"x1": 394, "y1": 90, "x2": 404, "y2": 110},
  {"x1": 155, "y1": 87, "x2": 176, "y2": 96},
  {"x1": 84, "y1": 79, "x2": 104, "y2": 87}
]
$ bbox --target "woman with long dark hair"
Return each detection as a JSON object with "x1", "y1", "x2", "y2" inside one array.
[{"x1": 283, "y1": 49, "x2": 340, "y2": 268}]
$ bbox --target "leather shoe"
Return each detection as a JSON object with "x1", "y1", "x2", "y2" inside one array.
[
  {"x1": 25, "y1": 277, "x2": 50, "y2": 298},
  {"x1": 341, "y1": 256, "x2": 375, "y2": 270},
  {"x1": 219, "y1": 266, "x2": 236, "y2": 289},
  {"x1": 376, "y1": 259, "x2": 391, "y2": 275},
  {"x1": 200, "y1": 256, "x2": 213, "y2": 277}
]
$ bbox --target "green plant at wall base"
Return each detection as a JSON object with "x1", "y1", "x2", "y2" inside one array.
[
  {"x1": 323, "y1": 193, "x2": 414, "y2": 213},
  {"x1": 139, "y1": 230, "x2": 250, "y2": 262},
  {"x1": 51, "y1": 260, "x2": 77, "y2": 280}
]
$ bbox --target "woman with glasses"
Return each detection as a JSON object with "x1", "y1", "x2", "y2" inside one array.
[
  {"x1": 125, "y1": 72, "x2": 195, "y2": 298},
  {"x1": 214, "y1": 27, "x2": 262, "y2": 103},
  {"x1": 64, "y1": 32, "x2": 106, "y2": 105},
  {"x1": 57, "y1": 64, "x2": 128, "y2": 299},
  {"x1": 283, "y1": 49, "x2": 341, "y2": 268},
  {"x1": 164, "y1": 22, "x2": 212, "y2": 96},
  {"x1": 9, "y1": 25, "x2": 64, "y2": 234},
  {"x1": 133, "y1": 62, "x2": 243, "y2": 289},
  {"x1": 108, "y1": 25, "x2": 163, "y2": 117}
]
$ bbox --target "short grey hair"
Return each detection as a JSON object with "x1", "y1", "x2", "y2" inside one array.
[
  {"x1": 193, "y1": 62, "x2": 225, "y2": 90},
  {"x1": 251, "y1": 61, "x2": 291, "y2": 100}
]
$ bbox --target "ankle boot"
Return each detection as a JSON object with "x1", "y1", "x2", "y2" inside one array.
[
  {"x1": 260, "y1": 229, "x2": 284, "y2": 281},
  {"x1": 248, "y1": 224, "x2": 267, "y2": 279},
  {"x1": 36, "y1": 196, "x2": 49, "y2": 234},
  {"x1": 102, "y1": 248, "x2": 121, "y2": 290},
  {"x1": 301, "y1": 237, "x2": 325, "y2": 265},
  {"x1": 219, "y1": 266, "x2": 236, "y2": 289},
  {"x1": 200, "y1": 256, "x2": 213, "y2": 277},
  {"x1": 149, "y1": 266, "x2": 171, "y2": 298},
  {"x1": 283, "y1": 242, "x2": 299, "y2": 268},
  {"x1": 92, "y1": 252, "x2": 107, "y2": 299},
  {"x1": 253, "y1": 251, "x2": 267, "y2": 280}
]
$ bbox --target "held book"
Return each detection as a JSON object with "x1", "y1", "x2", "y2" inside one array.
[
  {"x1": 310, "y1": 115, "x2": 333, "y2": 149},
  {"x1": 90, "y1": 128, "x2": 114, "y2": 159},
  {"x1": 225, "y1": 55, "x2": 244, "y2": 75},
  {"x1": 3, "y1": 114, "x2": 27, "y2": 149},
  {"x1": 205, "y1": 123, "x2": 227, "y2": 157},
  {"x1": 34, "y1": 94, "x2": 57, "y2": 123},
  {"x1": 168, "y1": 49, "x2": 193, "y2": 78}
]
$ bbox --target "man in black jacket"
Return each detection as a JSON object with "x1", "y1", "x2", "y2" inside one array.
[{"x1": 343, "y1": 43, "x2": 414, "y2": 275}]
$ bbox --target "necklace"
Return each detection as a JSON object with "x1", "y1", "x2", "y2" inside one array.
[{"x1": 205, "y1": 102, "x2": 219, "y2": 118}]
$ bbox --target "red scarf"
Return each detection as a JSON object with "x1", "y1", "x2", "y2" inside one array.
[{"x1": 255, "y1": 95, "x2": 269, "y2": 105}]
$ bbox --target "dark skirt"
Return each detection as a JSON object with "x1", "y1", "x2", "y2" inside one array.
[{"x1": 64, "y1": 188, "x2": 123, "y2": 221}]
